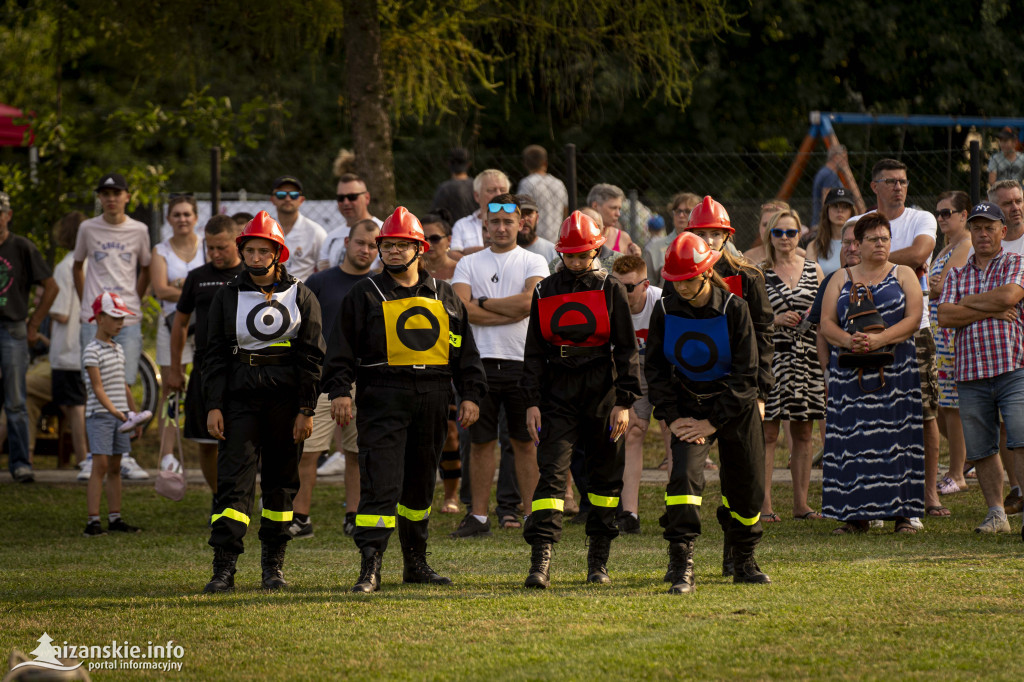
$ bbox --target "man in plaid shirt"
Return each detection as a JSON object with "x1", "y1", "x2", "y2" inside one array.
[{"x1": 938, "y1": 201, "x2": 1024, "y2": 537}]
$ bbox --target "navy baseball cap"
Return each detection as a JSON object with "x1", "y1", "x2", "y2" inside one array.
[
  {"x1": 824, "y1": 187, "x2": 855, "y2": 207},
  {"x1": 967, "y1": 201, "x2": 1005, "y2": 223},
  {"x1": 272, "y1": 175, "x2": 303, "y2": 191},
  {"x1": 95, "y1": 173, "x2": 129, "y2": 192}
]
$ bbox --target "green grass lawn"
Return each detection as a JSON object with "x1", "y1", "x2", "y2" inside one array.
[{"x1": 2, "y1": 477, "x2": 1022, "y2": 681}]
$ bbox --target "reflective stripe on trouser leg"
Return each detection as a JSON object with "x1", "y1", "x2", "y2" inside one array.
[
  {"x1": 397, "y1": 504, "x2": 432, "y2": 521},
  {"x1": 721, "y1": 496, "x2": 760, "y2": 526},
  {"x1": 211, "y1": 507, "x2": 251, "y2": 526},
  {"x1": 660, "y1": 433, "x2": 709, "y2": 544},
  {"x1": 532, "y1": 498, "x2": 565, "y2": 512},
  {"x1": 261, "y1": 508, "x2": 294, "y2": 522},
  {"x1": 587, "y1": 493, "x2": 620, "y2": 508},
  {"x1": 582, "y1": 416, "x2": 626, "y2": 540},
  {"x1": 356, "y1": 514, "x2": 396, "y2": 528}
]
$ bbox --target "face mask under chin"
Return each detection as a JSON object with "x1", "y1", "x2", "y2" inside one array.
[{"x1": 380, "y1": 248, "x2": 420, "y2": 274}]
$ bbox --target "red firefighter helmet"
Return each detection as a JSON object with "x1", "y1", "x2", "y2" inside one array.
[
  {"x1": 686, "y1": 195, "x2": 734, "y2": 234},
  {"x1": 378, "y1": 206, "x2": 430, "y2": 253},
  {"x1": 662, "y1": 232, "x2": 722, "y2": 281},
  {"x1": 237, "y1": 211, "x2": 289, "y2": 263},
  {"x1": 556, "y1": 211, "x2": 606, "y2": 254}
]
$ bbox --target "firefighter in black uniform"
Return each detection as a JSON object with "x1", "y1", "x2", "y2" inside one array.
[
  {"x1": 521, "y1": 211, "x2": 641, "y2": 589},
  {"x1": 645, "y1": 232, "x2": 770, "y2": 594},
  {"x1": 201, "y1": 211, "x2": 325, "y2": 593},
  {"x1": 686, "y1": 195, "x2": 775, "y2": 576},
  {"x1": 323, "y1": 207, "x2": 486, "y2": 594}
]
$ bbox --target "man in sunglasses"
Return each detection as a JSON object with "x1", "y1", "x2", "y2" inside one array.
[
  {"x1": 858, "y1": 158, "x2": 941, "y2": 526},
  {"x1": 516, "y1": 194, "x2": 558, "y2": 265},
  {"x1": 451, "y1": 169, "x2": 511, "y2": 260},
  {"x1": 317, "y1": 172, "x2": 384, "y2": 272},
  {"x1": 451, "y1": 194, "x2": 550, "y2": 537},
  {"x1": 268, "y1": 175, "x2": 326, "y2": 282}
]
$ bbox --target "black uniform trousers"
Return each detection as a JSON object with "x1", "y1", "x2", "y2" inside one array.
[
  {"x1": 353, "y1": 383, "x2": 449, "y2": 554},
  {"x1": 523, "y1": 366, "x2": 624, "y2": 545},
  {"x1": 208, "y1": 391, "x2": 302, "y2": 554},
  {"x1": 661, "y1": 399, "x2": 765, "y2": 555}
]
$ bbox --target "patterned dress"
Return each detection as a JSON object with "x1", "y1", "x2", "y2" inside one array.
[
  {"x1": 929, "y1": 250, "x2": 958, "y2": 408},
  {"x1": 763, "y1": 259, "x2": 826, "y2": 421},
  {"x1": 822, "y1": 267, "x2": 925, "y2": 521}
]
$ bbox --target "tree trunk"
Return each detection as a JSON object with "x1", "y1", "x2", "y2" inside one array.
[{"x1": 342, "y1": 0, "x2": 396, "y2": 218}]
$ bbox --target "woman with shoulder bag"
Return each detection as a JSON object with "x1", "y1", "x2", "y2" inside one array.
[{"x1": 819, "y1": 213, "x2": 925, "y2": 535}]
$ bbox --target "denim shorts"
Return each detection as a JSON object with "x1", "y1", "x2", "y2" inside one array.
[
  {"x1": 957, "y1": 367, "x2": 1024, "y2": 462},
  {"x1": 86, "y1": 411, "x2": 131, "y2": 456}
]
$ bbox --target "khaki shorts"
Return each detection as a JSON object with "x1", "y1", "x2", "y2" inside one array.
[
  {"x1": 915, "y1": 328, "x2": 939, "y2": 422},
  {"x1": 304, "y1": 392, "x2": 358, "y2": 454}
]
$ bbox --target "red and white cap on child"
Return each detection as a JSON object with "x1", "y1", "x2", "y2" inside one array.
[{"x1": 89, "y1": 292, "x2": 135, "y2": 322}]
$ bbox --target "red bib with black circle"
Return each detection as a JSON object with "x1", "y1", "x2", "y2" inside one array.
[{"x1": 537, "y1": 290, "x2": 610, "y2": 347}]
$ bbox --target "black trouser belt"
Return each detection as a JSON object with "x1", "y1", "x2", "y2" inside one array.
[
  {"x1": 237, "y1": 352, "x2": 292, "y2": 366},
  {"x1": 556, "y1": 345, "x2": 604, "y2": 358}
]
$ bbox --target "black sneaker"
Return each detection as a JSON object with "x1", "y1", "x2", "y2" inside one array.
[
  {"x1": 616, "y1": 512, "x2": 641, "y2": 535},
  {"x1": 108, "y1": 518, "x2": 142, "y2": 533},
  {"x1": 449, "y1": 514, "x2": 493, "y2": 539},
  {"x1": 343, "y1": 512, "x2": 356, "y2": 537},
  {"x1": 287, "y1": 518, "x2": 314, "y2": 539},
  {"x1": 83, "y1": 521, "x2": 107, "y2": 537}
]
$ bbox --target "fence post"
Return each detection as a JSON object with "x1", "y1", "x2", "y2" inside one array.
[
  {"x1": 628, "y1": 188, "x2": 639, "y2": 240},
  {"x1": 969, "y1": 140, "x2": 980, "y2": 206},
  {"x1": 211, "y1": 146, "x2": 222, "y2": 215},
  {"x1": 565, "y1": 143, "x2": 577, "y2": 212}
]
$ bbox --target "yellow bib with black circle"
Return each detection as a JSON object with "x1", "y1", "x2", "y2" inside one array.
[{"x1": 382, "y1": 297, "x2": 450, "y2": 366}]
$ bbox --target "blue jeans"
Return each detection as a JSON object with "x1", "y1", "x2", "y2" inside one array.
[
  {"x1": 79, "y1": 322, "x2": 142, "y2": 385},
  {"x1": 0, "y1": 321, "x2": 31, "y2": 472},
  {"x1": 958, "y1": 367, "x2": 1024, "y2": 461}
]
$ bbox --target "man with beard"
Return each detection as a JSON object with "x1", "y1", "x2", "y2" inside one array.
[{"x1": 517, "y1": 194, "x2": 558, "y2": 265}]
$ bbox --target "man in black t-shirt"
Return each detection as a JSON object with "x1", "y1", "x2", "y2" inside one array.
[
  {"x1": 0, "y1": 192, "x2": 58, "y2": 482},
  {"x1": 288, "y1": 219, "x2": 379, "y2": 539},
  {"x1": 166, "y1": 215, "x2": 244, "y2": 489}
]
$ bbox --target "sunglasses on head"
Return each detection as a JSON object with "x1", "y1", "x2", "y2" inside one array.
[
  {"x1": 935, "y1": 208, "x2": 962, "y2": 219},
  {"x1": 771, "y1": 228, "x2": 799, "y2": 239},
  {"x1": 337, "y1": 192, "x2": 367, "y2": 203},
  {"x1": 425, "y1": 234, "x2": 447, "y2": 244},
  {"x1": 488, "y1": 202, "x2": 518, "y2": 214},
  {"x1": 274, "y1": 190, "x2": 301, "y2": 200}
]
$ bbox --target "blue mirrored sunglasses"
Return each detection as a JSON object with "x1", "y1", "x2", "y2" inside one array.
[
  {"x1": 488, "y1": 202, "x2": 518, "y2": 214},
  {"x1": 770, "y1": 228, "x2": 799, "y2": 239},
  {"x1": 274, "y1": 190, "x2": 301, "y2": 200}
]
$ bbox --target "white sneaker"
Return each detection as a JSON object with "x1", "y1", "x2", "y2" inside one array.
[
  {"x1": 317, "y1": 451, "x2": 346, "y2": 476},
  {"x1": 120, "y1": 455, "x2": 150, "y2": 480},
  {"x1": 160, "y1": 453, "x2": 184, "y2": 474},
  {"x1": 118, "y1": 410, "x2": 153, "y2": 433},
  {"x1": 869, "y1": 519, "x2": 884, "y2": 528},
  {"x1": 77, "y1": 456, "x2": 93, "y2": 481},
  {"x1": 908, "y1": 517, "x2": 923, "y2": 530},
  {"x1": 975, "y1": 511, "x2": 1011, "y2": 534}
]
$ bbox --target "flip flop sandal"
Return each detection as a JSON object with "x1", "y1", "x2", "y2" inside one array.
[
  {"x1": 499, "y1": 514, "x2": 522, "y2": 529},
  {"x1": 937, "y1": 477, "x2": 961, "y2": 495},
  {"x1": 761, "y1": 512, "x2": 782, "y2": 523},
  {"x1": 439, "y1": 501, "x2": 461, "y2": 514},
  {"x1": 894, "y1": 519, "x2": 918, "y2": 534},
  {"x1": 794, "y1": 510, "x2": 823, "y2": 520},
  {"x1": 926, "y1": 505, "x2": 951, "y2": 517}
]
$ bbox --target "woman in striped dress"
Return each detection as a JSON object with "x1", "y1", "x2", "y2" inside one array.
[
  {"x1": 761, "y1": 210, "x2": 826, "y2": 521},
  {"x1": 819, "y1": 213, "x2": 925, "y2": 534}
]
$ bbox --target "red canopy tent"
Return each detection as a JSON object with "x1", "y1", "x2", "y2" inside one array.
[{"x1": 0, "y1": 103, "x2": 33, "y2": 147}]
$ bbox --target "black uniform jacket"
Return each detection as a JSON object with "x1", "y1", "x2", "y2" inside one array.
[
  {"x1": 645, "y1": 285, "x2": 758, "y2": 429},
  {"x1": 715, "y1": 259, "x2": 775, "y2": 400},
  {"x1": 202, "y1": 266, "x2": 325, "y2": 412},
  {"x1": 321, "y1": 270, "x2": 486, "y2": 405},
  {"x1": 522, "y1": 267, "x2": 642, "y2": 409}
]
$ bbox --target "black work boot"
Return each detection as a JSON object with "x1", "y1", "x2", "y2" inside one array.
[
  {"x1": 586, "y1": 536, "x2": 612, "y2": 584},
  {"x1": 203, "y1": 548, "x2": 238, "y2": 593},
  {"x1": 351, "y1": 547, "x2": 383, "y2": 593},
  {"x1": 667, "y1": 542, "x2": 695, "y2": 594},
  {"x1": 402, "y1": 549, "x2": 452, "y2": 585},
  {"x1": 722, "y1": 542, "x2": 735, "y2": 577},
  {"x1": 261, "y1": 542, "x2": 288, "y2": 590},
  {"x1": 524, "y1": 543, "x2": 552, "y2": 589},
  {"x1": 733, "y1": 550, "x2": 771, "y2": 585}
]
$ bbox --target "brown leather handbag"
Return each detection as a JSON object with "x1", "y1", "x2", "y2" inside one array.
[{"x1": 836, "y1": 268, "x2": 894, "y2": 392}]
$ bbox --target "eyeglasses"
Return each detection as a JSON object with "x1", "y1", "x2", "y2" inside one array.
[
  {"x1": 425, "y1": 234, "x2": 447, "y2": 244},
  {"x1": 616, "y1": 278, "x2": 648, "y2": 293},
  {"x1": 935, "y1": 208, "x2": 962, "y2": 219},
  {"x1": 337, "y1": 192, "x2": 367, "y2": 203},
  {"x1": 274, "y1": 190, "x2": 301, "y2": 200},
  {"x1": 379, "y1": 241, "x2": 415, "y2": 252},
  {"x1": 878, "y1": 178, "x2": 909, "y2": 188},
  {"x1": 862, "y1": 236, "x2": 890, "y2": 245},
  {"x1": 770, "y1": 229, "x2": 799, "y2": 239},
  {"x1": 673, "y1": 208, "x2": 692, "y2": 216},
  {"x1": 488, "y1": 202, "x2": 518, "y2": 214}
]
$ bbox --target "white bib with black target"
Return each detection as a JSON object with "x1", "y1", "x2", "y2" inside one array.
[{"x1": 235, "y1": 287, "x2": 301, "y2": 351}]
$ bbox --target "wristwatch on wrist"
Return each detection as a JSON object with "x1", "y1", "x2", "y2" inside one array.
[
  {"x1": 298, "y1": 408, "x2": 315, "y2": 417},
  {"x1": 477, "y1": 296, "x2": 489, "y2": 310}
]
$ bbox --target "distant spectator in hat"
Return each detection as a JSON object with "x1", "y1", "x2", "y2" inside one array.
[
  {"x1": 989, "y1": 128, "x2": 1024, "y2": 186},
  {"x1": 517, "y1": 145, "x2": 568, "y2": 243},
  {"x1": 807, "y1": 188, "x2": 857, "y2": 276},
  {"x1": 646, "y1": 213, "x2": 667, "y2": 240},
  {"x1": 516, "y1": 194, "x2": 558, "y2": 264},
  {"x1": 269, "y1": 175, "x2": 326, "y2": 281},
  {"x1": 0, "y1": 190, "x2": 59, "y2": 483},
  {"x1": 811, "y1": 145, "x2": 852, "y2": 228},
  {"x1": 938, "y1": 201, "x2": 1024, "y2": 535},
  {"x1": 432, "y1": 147, "x2": 478, "y2": 223}
]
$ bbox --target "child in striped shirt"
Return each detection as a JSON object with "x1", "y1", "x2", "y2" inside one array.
[{"x1": 82, "y1": 292, "x2": 148, "y2": 537}]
